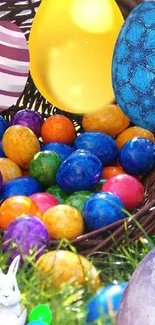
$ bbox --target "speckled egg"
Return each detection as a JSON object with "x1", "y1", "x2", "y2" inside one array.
[
  {"x1": 41, "y1": 142, "x2": 74, "y2": 161},
  {"x1": 83, "y1": 192, "x2": 125, "y2": 230},
  {"x1": 0, "y1": 21, "x2": 29, "y2": 111},
  {"x1": 56, "y1": 150, "x2": 102, "y2": 193},
  {"x1": 11, "y1": 109, "x2": 43, "y2": 137},
  {"x1": 0, "y1": 158, "x2": 22, "y2": 184},
  {"x1": 2, "y1": 125, "x2": 40, "y2": 169},
  {"x1": 0, "y1": 176, "x2": 42, "y2": 202},
  {"x1": 74, "y1": 132, "x2": 119, "y2": 166},
  {"x1": 2, "y1": 215, "x2": 50, "y2": 263},
  {"x1": 112, "y1": 2, "x2": 155, "y2": 132}
]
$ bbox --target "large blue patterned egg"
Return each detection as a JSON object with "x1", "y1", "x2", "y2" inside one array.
[{"x1": 112, "y1": 2, "x2": 155, "y2": 132}]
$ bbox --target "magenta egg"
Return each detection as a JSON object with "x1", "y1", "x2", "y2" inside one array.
[
  {"x1": 101, "y1": 174, "x2": 144, "y2": 211},
  {"x1": 30, "y1": 192, "x2": 59, "y2": 214}
]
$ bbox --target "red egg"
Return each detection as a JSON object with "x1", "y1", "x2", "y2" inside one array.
[
  {"x1": 101, "y1": 174, "x2": 144, "y2": 211},
  {"x1": 30, "y1": 192, "x2": 59, "y2": 214}
]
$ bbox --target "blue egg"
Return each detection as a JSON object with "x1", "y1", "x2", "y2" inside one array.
[
  {"x1": 0, "y1": 176, "x2": 42, "y2": 202},
  {"x1": 112, "y1": 2, "x2": 155, "y2": 132},
  {"x1": 41, "y1": 142, "x2": 74, "y2": 161},
  {"x1": 0, "y1": 140, "x2": 6, "y2": 157},
  {"x1": 86, "y1": 283, "x2": 127, "y2": 324},
  {"x1": 27, "y1": 320, "x2": 47, "y2": 325},
  {"x1": 74, "y1": 132, "x2": 118, "y2": 166},
  {"x1": 83, "y1": 192, "x2": 125, "y2": 230},
  {"x1": 119, "y1": 137, "x2": 155, "y2": 175},
  {"x1": 0, "y1": 116, "x2": 9, "y2": 139},
  {"x1": 56, "y1": 150, "x2": 102, "y2": 193}
]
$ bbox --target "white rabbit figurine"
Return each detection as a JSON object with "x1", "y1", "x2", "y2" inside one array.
[{"x1": 0, "y1": 255, "x2": 27, "y2": 325}]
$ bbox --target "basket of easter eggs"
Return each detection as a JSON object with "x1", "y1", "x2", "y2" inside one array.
[{"x1": 0, "y1": 0, "x2": 155, "y2": 261}]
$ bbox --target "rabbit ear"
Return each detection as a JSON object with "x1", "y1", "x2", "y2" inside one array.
[{"x1": 8, "y1": 256, "x2": 20, "y2": 276}]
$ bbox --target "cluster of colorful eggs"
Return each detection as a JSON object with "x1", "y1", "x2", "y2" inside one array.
[{"x1": 0, "y1": 105, "x2": 154, "y2": 278}]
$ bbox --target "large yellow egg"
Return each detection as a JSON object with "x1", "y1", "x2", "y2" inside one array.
[
  {"x1": 0, "y1": 158, "x2": 22, "y2": 184},
  {"x1": 29, "y1": 0, "x2": 124, "y2": 114},
  {"x1": 2, "y1": 126, "x2": 40, "y2": 169},
  {"x1": 37, "y1": 250, "x2": 101, "y2": 290}
]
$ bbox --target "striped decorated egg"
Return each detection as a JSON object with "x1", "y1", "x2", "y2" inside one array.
[{"x1": 0, "y1": 21, "x2": 29, "y2": 112}]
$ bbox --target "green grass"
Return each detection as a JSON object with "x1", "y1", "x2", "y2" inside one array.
[{"x1": 0, "y1": 234, "x2": 154, "y2": 325}]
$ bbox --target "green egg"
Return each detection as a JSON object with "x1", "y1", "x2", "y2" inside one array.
[
  {"x1": 28, "y1": 151, "x2": 62, "y2": 188},
  {"x1": 46, "y1": 184, "x2": 68, "y2": 203},
  {"x1": 28, "y1": 304, "x2": 52, "y2": 324},
  {"x1": 64, "y1": 190, "x2": 93, "y2": 213}
]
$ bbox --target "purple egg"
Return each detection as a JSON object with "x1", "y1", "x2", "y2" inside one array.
[
  {"x1": 11, "y1": 109, "x2": 43, "y2": 137},
  {"x1": 2, "y1": 215, "x2": 50, "y2": 264}
]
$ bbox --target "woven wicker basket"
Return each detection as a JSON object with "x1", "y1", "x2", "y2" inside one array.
[{"x1": 1, "y1": 0, "x2": 155, "y2": 256}]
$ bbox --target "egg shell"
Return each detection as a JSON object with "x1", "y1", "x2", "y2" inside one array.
[
  {"x1": 0, "y1": 21, "x2": 29, "y2": 111},
  {"x1": 2, "y1": 215, "x2": 50, "y2": 264},
  {"x1": 30, "y1": 192, "x2": 59, "y2": 214},
  {"x1": 41, "y1": 142, "x2": 75, "y2": 161},
  {"x1": 116, "y1": 248, "x2": 155, "y2": 325},
  {"x1": 74, "y1": 132, "x2": 119, "y2": 166},
  {"x1": 83, "y1": 192, "x2": 125, "y2": 230},
  {"x1": 0, "y1": 176, "x2": 42, "y2": 202},
  {"x1": 112, "y1": 2, "x2": 155, "y2": 132},
  {"x1": 101, "y1": 174, "x2": 144, "y2": 210}
]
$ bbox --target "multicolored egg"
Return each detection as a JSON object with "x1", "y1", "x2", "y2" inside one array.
[{"x1": 0, "y1": 21, "x2": 29, "y2": 111}]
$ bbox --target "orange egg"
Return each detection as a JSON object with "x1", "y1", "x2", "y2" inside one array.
[
  {"x1": 37, "y1": 250, "x2": 100, "y2": 290},
  {"x1": 41, "y1": 115, "x2": 76, "y2": 145},
  {"x1": 116, "y1": 126, "x2": 155, "y2": 149},
  {"x1": 102, "y1": 166, "x2": 126, "y2": 179},
  {"x1": 82, "y1": 104, "x2": 130, "y2": 136},
  {"x1": 0, "y1": 195, "x2": 42, "y2": 230},
  {"x1": 0, "y1": 158, "x2": 22, "y2": 184},
  {"x1": 43, "y1": 204, "x2": 84, "y2": 240},
  {"x1": 2, "y1": 126, "x2": 40, "y2": 169}
]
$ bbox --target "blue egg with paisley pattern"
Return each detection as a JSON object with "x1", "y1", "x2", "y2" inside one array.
[
  {"x1": 119, "y1": 137, "x2": 155, "y2": 175},
  {"x1": 56, "y1": 150, "x2": 102, "y2": 193},
  {"x1": 112, "y1": 2, "x2": 155, "y2": 132}
]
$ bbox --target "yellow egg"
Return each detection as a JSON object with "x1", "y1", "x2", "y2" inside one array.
[
  {"x1": 0, "y1": 158, "x2": 22, "y2": 184},
  {"x1": 43, "y1": 204, "x2": 84, "y2": 240},
  {"x1": 37, "y1": 250, "x2": 101, "y2": 290},
  {"x1": 82, "y1": 104, "x2": 130, "y2": 136},
  {"x1": 2, "y1": 126, "x2": 40, "y2": 169},
  {"x1": 29, "y1": 0, "x2": 124, "y2": 114}
]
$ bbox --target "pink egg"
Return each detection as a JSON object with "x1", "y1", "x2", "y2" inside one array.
[
  {"x1": 101, "y1": 174, "x2": 144, "y2": 211},
  {"x1": 30, "y1": 192, "x2": 59, "y2": 214},
  {"x1": 0, "y1": 21, "x2": 29, "y2": 112}
]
